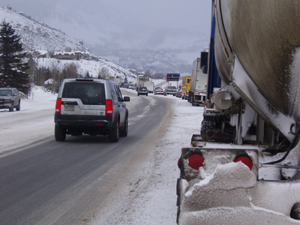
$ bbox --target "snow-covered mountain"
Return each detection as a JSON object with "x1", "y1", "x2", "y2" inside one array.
[
  {"x1": 0, "y1": 4, "x2": 209, "y2": 75},
  {"x1": 35, "y1": 1, "x2": 209, "y2": 74},
  {"x1": 0, "y1": 6, "x2": 136, "y2": 81},
  {"x1": 0, "y1": 6, "x2": 87, "y2": 52}
]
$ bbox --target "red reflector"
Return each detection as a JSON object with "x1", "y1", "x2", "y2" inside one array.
[
  {"x1": 217, "y1": 131, "x2": 222, "y2": 137},
  {"x1": 207, "y1": 131, "x2": 214, "y2": 137},
  {"x1": 235, "y1": 156, "x2": 253, "y2": 170},
  {"x1": 96, "y1": 124, "x2": 104, "y2": 126},
  {"x1": 188, "y1": 154, "x2": 204, "y2": 170},
  {"x1": 55, "y1": 98, "x2": 62, "y2": 114},
  {"x1": 61, "y1": 123, "x2": 68, "y2": 125},
  {"x1": 105, "y1": 99, "x2": 113, "y2": 116}
]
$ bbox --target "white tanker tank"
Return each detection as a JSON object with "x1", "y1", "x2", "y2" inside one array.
[{"x1": 214, "y1": 0, "x2": 300, "y2": 142}]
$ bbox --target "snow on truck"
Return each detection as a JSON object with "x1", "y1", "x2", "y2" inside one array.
[
  {"x1": 137, "y1": 75, "x2": 149, "y2": 88},
  {"x1": 188, "y1": 58, "x2": 208, "y2": 106},
  {"x1": 136, "y1": 75, "x2": 153, "y2": 92},
  {"x1": 144, "y1": 81, "x2": 154, "y2": 93},
  {"x1": 177, "y1": 1, "x2": 300, "y2": 224}
]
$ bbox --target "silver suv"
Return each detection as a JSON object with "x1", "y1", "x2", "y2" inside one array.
[
  {"x1": 164, "y1": 86, "x2": 177, "y2": 96},
  {"x1": 0, "y1": 87, "x2": 21, "y2": 111},
  {"x1": 54, "y1": 78, "x2": 130, "y2": 142}
]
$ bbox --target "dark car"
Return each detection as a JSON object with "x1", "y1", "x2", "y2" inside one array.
[
  {"x1": 0, "y1": 87, "x2": 21, "y2": 111},
  {"x1": 137, "y1": 86, "x2": 148, "y2": 96},
  {"x1": 54, "y1": 78, "x2": 130, "y2": 142},
  {"x1": 154, "y1": 87, "x2": 164, "y2": 95}
]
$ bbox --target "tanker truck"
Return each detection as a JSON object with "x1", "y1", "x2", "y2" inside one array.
[{"x1": 177, "y1": 0, "x2": 300, "y2": 224}]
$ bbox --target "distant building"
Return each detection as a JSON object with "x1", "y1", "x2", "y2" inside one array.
[
  {"x1": 52, "y1": 51, "x2": 90, "y2": 60},
  {"x1": 32, "y1": 50, "x2": 50, "y2": 58}
]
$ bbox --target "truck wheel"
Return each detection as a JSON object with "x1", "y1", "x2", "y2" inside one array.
[
  {"x1": 16, "y1": 101, "x2": 21, "y2": 111},
  {"x1": 120, "y1": 117, "x2": 128, "y2": 137},
  {"x1": 109, "y1": 121, "x2": 119, "y2": 142},
  {"x1": 55, "y1": 124, "x2": 66, "y2": 141}
]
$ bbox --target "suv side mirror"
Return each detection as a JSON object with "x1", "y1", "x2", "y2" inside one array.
[{"x1": 123, "y1": 96, "x2": 130, "y2": 102}]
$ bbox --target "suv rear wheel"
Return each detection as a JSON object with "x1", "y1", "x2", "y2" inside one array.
[
  {"x1": 55, "y1": 124, "x2": 66, "y2": 141},
  {"x1": 120, "y1": 117, "x2": 128, "y2": 137},
  {"x1": 109, "y1": 121, "x2": 119, "y2": 142},
  {"x1": 16, "y1": 101, "x2": 20, "y2": 111}
]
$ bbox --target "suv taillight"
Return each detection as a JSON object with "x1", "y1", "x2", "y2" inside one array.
[
  {"x1": 55, "y1": 98, "x2": 62, "y2": 114},
  {"x1": 106, "y1": 99, "x2": 113, "y2": 116}
]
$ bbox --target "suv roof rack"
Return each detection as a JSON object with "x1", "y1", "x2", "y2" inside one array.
[{"x1": 75, "y1": 78, "x2": 94, "y2": 81}]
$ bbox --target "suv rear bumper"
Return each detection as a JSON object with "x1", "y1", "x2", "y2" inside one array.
[
  {"x1": 165, "y1": 91, "x2": 177, "y2": 95},
  {"x1": 55, "y1": 114, "x2": 113, "y2": 135},
  {"x1": 0, "y1": 103, "x2": 12, "y2": 109}
]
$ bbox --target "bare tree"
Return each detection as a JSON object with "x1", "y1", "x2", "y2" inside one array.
[
  {"x1": 62, "y1": 63, "x2": 79, "y2": 79},
  {"x1": 98, "y1": 67, "x2": 109, "y2": 79}
]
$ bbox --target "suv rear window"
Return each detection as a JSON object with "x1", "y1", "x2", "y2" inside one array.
[
  {"x1": 167, "y1": 86, "x2": 176, "y2": 89},
  {"x1": 62, "y1": 82, "x2": 105, "y2": 105}
]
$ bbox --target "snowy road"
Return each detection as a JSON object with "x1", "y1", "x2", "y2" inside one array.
[
  {"x1": 0, "y1": 88, "x2": 174, "y2": 224},
  {"x1": 0, "y1": 87, "x2": 203, "y2": 225}
]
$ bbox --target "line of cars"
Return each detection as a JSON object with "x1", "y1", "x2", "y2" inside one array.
[
  {"x1": 154, "y1": 86, "x2": 181, "y2": 97},
  {"x1": 137, "y1": 85, "x2": 182, "y2": 97}
]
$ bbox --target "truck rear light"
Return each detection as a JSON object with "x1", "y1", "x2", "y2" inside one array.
[
  {"x1": 207, "y1": 131, "x2": 214, "y2": 137},
  {"x1": 188, "y1": 154, "x2": 204, "y2": 170},
  {"x1": 234, "y1": 155, "x2": 253, "y2": 170},
  {"x1": 216, "y1": 131, "x2": 222, "y2": 137},
  {"x1": 105, "y1": 99, "x2": 113, "y2": 116},
  {"x1": 55, "y1": 98, "x2": 62, "y2": 114}
]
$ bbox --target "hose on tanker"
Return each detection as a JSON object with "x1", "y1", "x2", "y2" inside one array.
[{"x1": 264, "y1": 124, "x2": 300, "y2": 165}]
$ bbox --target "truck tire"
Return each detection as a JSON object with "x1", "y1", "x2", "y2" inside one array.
[
  {"x1": 55, "y1": 124, "x2": 66, "y2": 141},
  {"x1": 120, "y1": 117, "x2": 128, "y2": 137},
  {"x1": 109, "y1": 121, "x2": 119, "y2": 142},
  {"x1": 191, "y1": 98, "x2": 195, "y2": 106}
]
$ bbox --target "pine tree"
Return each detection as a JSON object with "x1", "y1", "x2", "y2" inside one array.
[{"x1": 0, "y1": 20, "x2": 29, "y2": 93}]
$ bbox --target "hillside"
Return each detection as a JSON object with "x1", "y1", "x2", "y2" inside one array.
[
  {"x1": 0, "y1": 6, "x2": 86, "y2": 52},
  {"x1": 0, "y1": 6, "x2": 136, "y2": 81}
]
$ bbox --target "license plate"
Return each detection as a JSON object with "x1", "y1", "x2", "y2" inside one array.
[{"x1": 64, "y1": 105, "x2": 74, "y2": 111}]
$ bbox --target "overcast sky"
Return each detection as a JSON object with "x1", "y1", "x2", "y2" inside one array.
[
  {"x1": 1, "y1": 0, "x2": 212, "y2": 64},
  {"x1": 2, "y1": 0, "x2": 211, "y2": 29}
]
